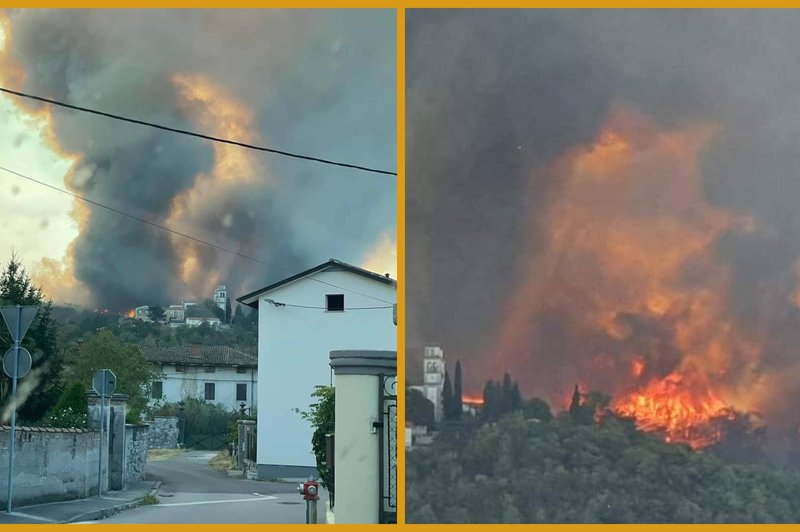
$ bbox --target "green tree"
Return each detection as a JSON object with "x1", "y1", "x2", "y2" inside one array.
[
  {"x1": 454, "y1": 360, "x2": 463, "y2": 420},
  {"x1": 0, "y1": 254, "x2": 63, "y2": 423},
  {"x1": 45, "y1": 381, "x2": 88, "y2": 428},
  {"x1": 63, "y1": 329, "x2": 159, "y2": 422},
  {"x1": 569, "y1": 384, "x2": 582, "y2": 422},
  {"x1": 296, "y1": 386, "x2": 335, "y2": 499},
  {"x1": 443, "y1": 370, "x2": 455, "y2": 420},
  {"x1": 407, "y1": 387, "x2": 435, "y2": 428},
  {"x1": 524, "y1": 397, "x2": 553, "y2": 422}
]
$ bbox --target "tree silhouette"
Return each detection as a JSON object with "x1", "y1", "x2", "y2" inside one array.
[{"x1": 454, "y1": 360, "x2": 463, "y2": 420}]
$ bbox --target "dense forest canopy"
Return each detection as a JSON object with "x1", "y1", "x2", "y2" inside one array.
[{"x1": 407, "y1": 390, "x2": 800, "y2": 524}]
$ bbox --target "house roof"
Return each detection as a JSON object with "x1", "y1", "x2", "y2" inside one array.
[
  {"x1": 140, "y1": 345, "x2": 257, "y2": 367},
  {"x1": 236, "y1": 258, "x2": 396, "y2": 309}
]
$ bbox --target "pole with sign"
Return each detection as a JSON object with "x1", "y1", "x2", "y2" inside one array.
[
  {"x1": 92, "y1": 369, "x2": 117, "y2": 497},
  {"x1": 1, "y1": 305, "x2": 38, "y2": 514}
]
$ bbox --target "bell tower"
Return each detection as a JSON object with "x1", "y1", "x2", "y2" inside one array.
[{"x1": 422, "y1": 346, "x2": 446, "y2": 421}]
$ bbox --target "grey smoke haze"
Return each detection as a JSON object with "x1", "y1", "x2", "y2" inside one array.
[
  {"x1": 4, "y1": 9, "x2": 395, "y2": 308},
  {"x1": 407, "y1": 9, "x2": 800, "y2": 421}
]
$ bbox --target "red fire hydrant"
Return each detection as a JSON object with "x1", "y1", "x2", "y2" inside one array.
[{"x1": 298, "y1": 478, "x2": 320, "y2": 523}]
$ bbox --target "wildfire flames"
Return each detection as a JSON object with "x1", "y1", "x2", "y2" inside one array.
[
  {"x1": 489, "y1": 105, "x2": 777, "y2": 449},
  {"x1": 614, "y1": 372, "x2": 734, "y2": 449},
  {"x1": 462, "y1": 394, "x2": 485, "y2": 407}
]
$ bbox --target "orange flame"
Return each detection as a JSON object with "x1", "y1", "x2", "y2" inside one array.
[
  {"x1": 462, "y1": 394, "x2": 485, "y2": 407},
  {"x1": 490, "y1": 105, "x2": 773, "y2": 448},
  {"x1": 614, "y1": 372, "x2": 734, "y2": 449}
]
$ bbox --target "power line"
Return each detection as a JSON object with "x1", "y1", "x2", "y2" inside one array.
[
  {"x1": 264, "y1": 298, "x2": 393, "y2": 310},
  {"x1": 0, "y1": 86, "x2": 396, "y2": 177},
  {"x1": 0, "y1": 163, "x2": 395, "y2": 305}
]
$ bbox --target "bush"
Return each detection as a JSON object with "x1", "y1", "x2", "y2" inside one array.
[
  {"x1": 153, "y1": 397, "x2": 238, "y2": 435},
  {"x1": 296, "y1": 386, "x2": 335, "y2": 495},
  {"x1": 44, "y1": 382, "x2": 88, "y2": 428}
]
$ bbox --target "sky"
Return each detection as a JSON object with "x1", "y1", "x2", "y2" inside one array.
[
  {"x1": 406, "y1": 9, "x2": 800, "y2": 430},
  {"x1": 0, "y1": 9, "x2": 396, "y2": 310}
]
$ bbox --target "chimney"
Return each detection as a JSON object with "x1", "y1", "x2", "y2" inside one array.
[{"x1": 189, "y1": 342, "x2": 202, "y2": 358}]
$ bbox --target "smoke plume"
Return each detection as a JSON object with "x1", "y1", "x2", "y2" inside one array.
[
  {"x1": 1, "y1": 9, "x2": 395, "y2": 308},
  {"x1": 407, "y1": 9, "x2": 800, "y2": 437}
]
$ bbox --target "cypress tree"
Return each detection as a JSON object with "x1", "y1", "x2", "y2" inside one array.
[
  {"x1": 511, "y1": 382, "x2": 523, "y2": 411},
  {"x1": 569, "y1": 384, "x2": 582, "y2": 421},
  {"x1": 443, "y1": 371, "x2": 454, "y2": 420},
  {"x1": 454, "y1": 360, "x2": 463, "y2": 420},
  {"x1": 483, "y1": 380, "x2": 496, "y2": 419},
  {"x1": 502, "y1": 373, "x2": 513, "y2": 414}
]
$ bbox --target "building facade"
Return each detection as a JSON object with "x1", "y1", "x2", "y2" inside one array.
[
  {"x1": 238, "y1": 259, "x2": 396, "y2": 478},
  {"x1": 141, "y1": 344, "x2": 257, "y2": 413},
  {"x1": 409, "y1": 346, "x2": 446, "y2": 422}
]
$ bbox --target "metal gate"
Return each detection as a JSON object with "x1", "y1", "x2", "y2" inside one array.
[
  {"x1": 185, "y1": 433, "x2": 230, "y2": 450},
  {"x1": 378, "y1": 374, "x2": 397, "y2": 524}
]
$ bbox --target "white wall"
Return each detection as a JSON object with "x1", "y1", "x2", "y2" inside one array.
[
  {"x1": 154, "y1": 365, "x2": 258, "y2": 413},
  {"x1": 257, "y1": 269, "x2": 396, "y2": 473}
]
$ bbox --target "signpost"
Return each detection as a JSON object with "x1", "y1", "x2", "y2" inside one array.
[
  {"x1": 92, "y1": 369, "x2": 116, "y2": 497},
  {"x1": 1, "y1": 305, "x2": 38, "y2": 514}
]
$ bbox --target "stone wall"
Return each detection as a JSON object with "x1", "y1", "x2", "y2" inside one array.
[
  {"x1": 0, "y1": 426, "x2": 100, "y2": 507},
  {"x1": 146, "y1": 416, "x2": 179, "y2": 449},
  {"x1": 125, "y1": 424, "x2": 149, "y2": 482}
]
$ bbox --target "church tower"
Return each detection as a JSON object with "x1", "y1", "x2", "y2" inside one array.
[{"x1": 422, "y1": 346, "x2": 446, "y2": 422}]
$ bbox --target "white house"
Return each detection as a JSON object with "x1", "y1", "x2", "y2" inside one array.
[
  {"x1": 141, "y1": 344, "x2": 257, "y2": 414},
  {"x1": 237, "y1": 259, "x2": 396, "y2": 478}
]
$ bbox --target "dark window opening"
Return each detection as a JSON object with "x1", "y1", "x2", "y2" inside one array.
[
  {"x1": 236, "y1": 366, "x2": 247, "y2": 374},
  {"x1": 204, "y1": 383, "x2": 215, "y2": 400},
  {"x1": 204, "y1": 365, "x2": 216, "y2": 373},
  {"x1": 236, "y1": 383, "x2": 247, "y2": 402},
  {"x1": 326, "y1": 294, "x2": 344, "y2": 312},
  {"x1": 175, "y1": 364, "x2": 185, "y2": 373},
  {"x1": 152, "y1": 381, "x2": 163, "y2": 399}
]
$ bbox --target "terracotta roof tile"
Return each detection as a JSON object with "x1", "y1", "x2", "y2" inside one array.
[{"x1": 139, "y1": 345, "x2": 257, "y2": 367}]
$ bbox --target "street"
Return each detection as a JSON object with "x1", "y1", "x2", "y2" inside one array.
[{"x1": 94, "y1": 451, "x2": 326, "y2": 524}]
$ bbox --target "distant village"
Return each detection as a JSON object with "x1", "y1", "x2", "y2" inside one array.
[{"x1": 126, "y1": 284, "x2": 232, "y2": 328}]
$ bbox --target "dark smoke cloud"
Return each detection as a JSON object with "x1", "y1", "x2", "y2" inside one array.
[
  {"x1": 407, "y1": 9, "x2": 800, "y2": 409},
  {"x1": 5, "y1": 9, "x2": 395, "y2": 308}
]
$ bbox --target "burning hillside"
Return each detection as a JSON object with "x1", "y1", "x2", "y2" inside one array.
[
  {"x1": 487, "y1": 105, "x2": 786, "y2": 448},
  {"x1": 614, "y1": 372, "x2": 734, "y2": 449}
]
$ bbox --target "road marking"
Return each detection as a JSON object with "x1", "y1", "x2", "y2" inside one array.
[
  {"x1": 156, "y1": 496, "x2": 277, "y2": 507},
  {"x1": 7, "y1": 512, "x2": 57, "y2": 523}
]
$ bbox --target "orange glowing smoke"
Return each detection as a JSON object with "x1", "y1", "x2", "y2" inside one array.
[
  {"x1": 490, "y1": 105, "x2": 773, "y2": 448},
  {"x1": 167, "y1": 74, "x2": 267, "y2": 296},
  {"x1": 615, "y1": 372, "x2": 734, "y2": 449},
  {"x1": 124, "y1": 309, "x2": 135, "y2": 318},
  {"x1": 631, "y1": 358, "x2": 645, "y2": 378}
]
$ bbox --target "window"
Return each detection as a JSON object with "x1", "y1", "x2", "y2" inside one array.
[
  {"x1": 204, "y1": 365, "x2": 216, "y2": 373},
  {"x1": 326, "y1": 294, "x2": 344, "y2": 312},
  {"x1": 151, "y1": 381, "x2": 163, "y2": 399},
  {"x1": 236, "y1": 383, "x2": 247, "y2": 402},
  {"x1": 236, "y1": 366, "x2": 247, "y2": 374},
  {"x1": 175, "y1": 364, "x2": 185, "y2": 373},
  {"x1": 204, "y1": 383, "x2": 215, "y2": 401}
]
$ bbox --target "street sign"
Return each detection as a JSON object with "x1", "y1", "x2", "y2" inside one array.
[
  {"x1": 1, "y1": 304, "x2": 38, "y2": 514},
  {"x1": 92, "y1": 369, "x2": 117, "y2": 397},
  {"x1": 2, "y1": 347, "x2": 31, "y2": 379},
  {"x1": 0, "y1": 305, "x2": 38, "y2": 343}
]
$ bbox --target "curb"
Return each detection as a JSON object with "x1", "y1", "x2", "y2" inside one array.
[{"x1": 64, "y1": 481, "x2": 162, "y2": 524}]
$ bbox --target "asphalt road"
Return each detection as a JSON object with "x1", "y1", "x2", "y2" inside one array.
[{"x1": 97, "y1": 451, "x2": 326, "y2": 524}]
